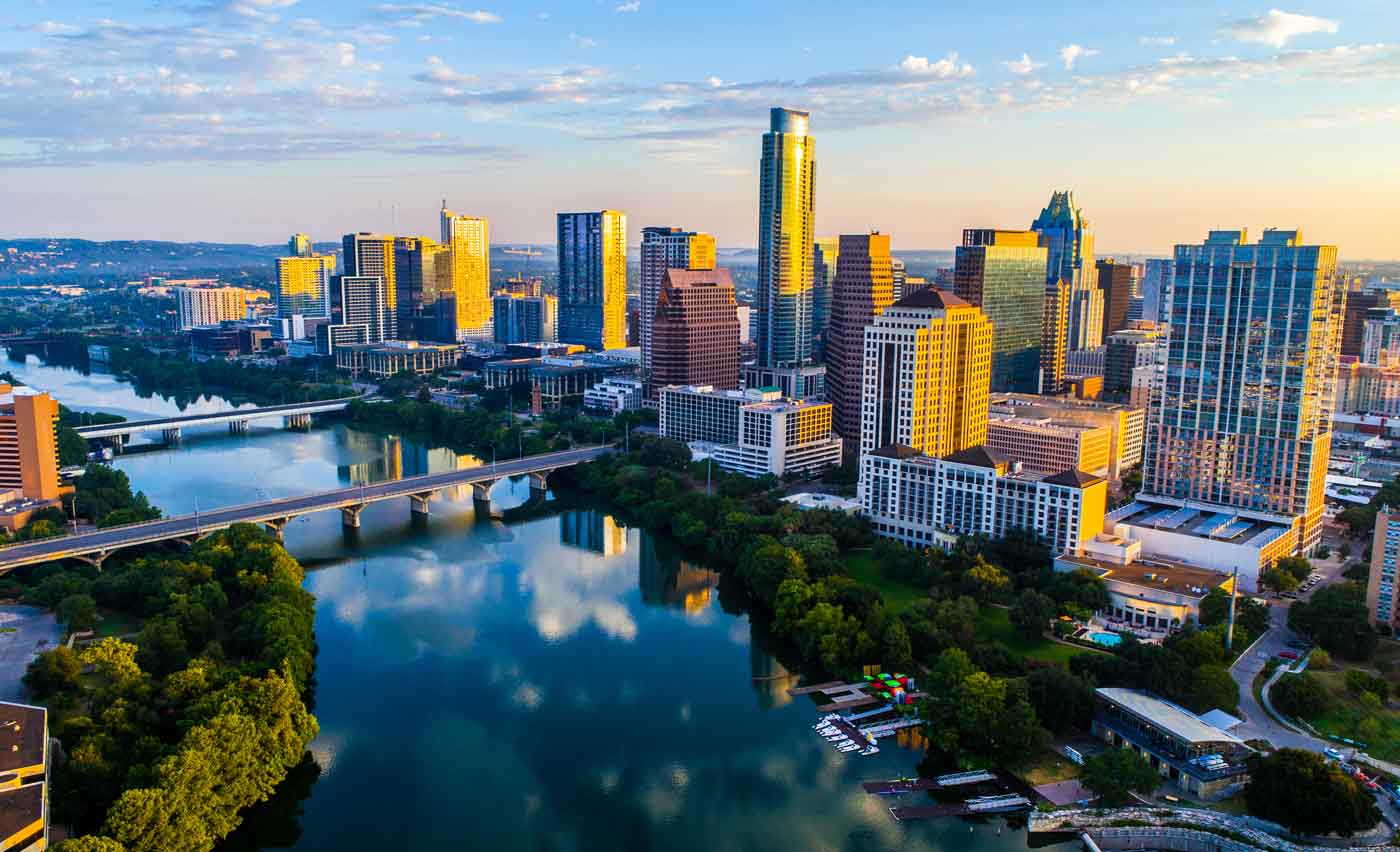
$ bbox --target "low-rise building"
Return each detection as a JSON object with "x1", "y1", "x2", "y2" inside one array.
[
  {"x1": 859, "y1": 444, "x2": 1106, "y2": 555},
  {"x1": 1368, "y1": 507, "x2": 1399, "y2": 632},
  {"x1": 334, "y1": 340, "x2": 459, "y2": 378},
  {"x1": 482, "y1": 355, "x2": 633, "y2": 410},
  {"x1": 781, "y1": 492, "x2": 862, "y2": 514},
  {"x1": 0, "y1": 702, "x2": 49, "y2": 850},
  {"x1": 583, "y1": 377, "x2": 643, "y2": 415},
  {"x1": 1092, "y1": 688, "x2": 1251, "y2": 801},
  {"x1": 1054, "y1": 535, "x2": 1233, "y2": 630},
  {"x1": 988, "y1": 394, "x2": 1146, "y2": 482},
  {"x1": 740, "y1": 363, "x2": 826, "y2": 401},
  {"x1": 660, "y1": 385, "x2": 841, "y2": 478},
  {"x1": 986, "y1": 414, "x2": 1112, "y2": 479}
]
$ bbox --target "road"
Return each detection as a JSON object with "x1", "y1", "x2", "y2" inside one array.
[
  {"x1": 0, "y1": 445, "x2": 609, "y2": 571},
  {"x1": 73, "y1": 397, "x2": 360, "y2": 438}
]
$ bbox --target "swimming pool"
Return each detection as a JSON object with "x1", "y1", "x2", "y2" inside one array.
[{"x1": 1088, "y1": 631, "x2": 1123, "y2": 648}]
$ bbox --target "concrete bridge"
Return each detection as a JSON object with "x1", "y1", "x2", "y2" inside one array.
[
  {"x1": 75, "y1": 397, "x2": 361, "y2": 445},
  {"x1": 0, "y1": 445, "x2": 609, "y2": 571}
]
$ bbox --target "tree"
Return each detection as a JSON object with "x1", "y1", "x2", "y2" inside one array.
[
  {"x1": 965, "y1": 555, "x2": 1012, "y2": 603},
  {"x1": 1275, "y1": 555, "x2": 1313, "y2": 583},
  {"x1": 1026, "y1": 666, "x2": 1095, "y2": 735},
  {"x1": 1081, "y1": 748, "x2": 1161, "y2": 805},
  {"x1": 1272, "y1": 673, "x2": 1333, "y2": 719},
  {"x1": 1261, "y1": 568, "x2": 1300, "y2": 594},
  {"x1": 1344, "y1": 669, "x2": 1389, "y2": 701},
  {"x1": 23, "y1": 646, "x2": 82, "y2": 698},
  {"x1": 1290, "y1": 583, "x2": 1378, "y2": 661},
  {"x1": 737, "y1": 541, "x2": 806, "y2": 603},
  {"x1": 57, "y1": 594, "x2": 100, "y2": 633},
  {"x1": 1245, "y1": 749, "x2": 1380, "y2": 836},
  {"x1": 53, "y1": 838, "x2": 127, "y2": 852},
  {"x1": 1310, "y1": 649, "x2": 1333, "y2": 669},
  {"x1": 920, "y1": 648, "x2": 1047, "y2": 769},
  {"x1": 80, "y1": 638, "x2": 143, "y2": 689},
  {"x1": 1189, "y1": 664, "x2": 1239, "y2": 713},
  {"x1": 881, "y1": 620, "x2": 914, "y2": 672},
  {"x1": 1009, "y1": 589, "x2": 1056, "y2": 639}
]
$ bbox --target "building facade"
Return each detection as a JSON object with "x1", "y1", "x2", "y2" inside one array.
[
  {"x1": 650, "y1": 268, "x2": 741, "y2": 392},
  {"x1": 986, "y1": 415, "x2": 1112, "y2": 479},
  {"x1": 659, "y1": 385, "x2": 840, "y2": 478},
  {"x1": 288, "y1": 233, "x2": 312, "y2": 257},
  {"x1": 394, "y1": 236, "x2": 451, "y2": 339},
  {"x1": 334, "y1": 340, "x2": 458, "y2": 378},
  {"x1": 988, "y1": 393, "x2": 1146, "y2": 481},
  {"x1": 859, "y1": 289, "x2": 992, "y2": 457},
  {"x1": 440, "y1": 204, "x2": 492, "y2": 342},
  {"x1": 1141, "y1": 258, "x2": 1172, "y2": 324},
  {"x1": 812, "y1": 236, "x2": 838, "y2": 356},
  {"x1": 493, "y1": 293, "x2": 558, "y2": 344},
  {"x1": 756, "y1": 107, "x2": 816, "y2": 368},
  {"x1": 583, "y1": 377, "x2": 644, "y2": 415},
  {"x1": 274, "y1": 255, "x2": 334, "y2": 319},
  {"x1": 953, "y1": 229, "x2": 1048, "y2": 393},
  {"x1": 176, "y1": 286, "x2": 246, "y2": 330},
  {"x1": 1368, "y1": 507, "x2": 1399, "y2": 631},
  {"x1": 0, "y1": 385, "x2": 61, "y2": 502},
  {"x1": 1362, "y1": 309, "x2": 1400, "y2": 366},
  {"x1": 327, "y1": 274, "x2": 390, "y2": 349},
  {"x1": 1031, "y1": 190, "x2": 1100, "y2": 350},
  {"x1": 1041, "y1": 279, "x2": 1071, "y2": 394},
  {"x1": 639, "y1": 226, "x2": 716, "y2": 379},
  {"x1": 825, "y1": 232, "x2": 895, "y2": 445},
  {"x1": 342, "y1": 232, "x2": 398, "y2": 340},
  {"x1": 558, "y1": 210, "x2": 628, "y2": 350},
  {"x1": 1342, "y1": 288, "x2": 1400, "y2": 358},
  {"x1": 1096, "y1": 258, "x2": 1136, "y2": 341},
  {"x1": 1104, "y1": 323, "x2": 1164, "y2": 401}
]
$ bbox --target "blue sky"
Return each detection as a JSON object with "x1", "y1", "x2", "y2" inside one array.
[{"x1": 2, "y1": 1, "x2": 1398, "y2": 257}]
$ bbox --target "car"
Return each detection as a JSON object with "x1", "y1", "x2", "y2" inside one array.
[
  {"x1": 1282, "y1": 591, "x2": 1300, "y2": 599},
  {"x1": 1325, "y1": 747, "x2": 1344, "y2": 760},
  {"x1": 1287, "y1": 640, "x2": 1308, "y2": 650},
  {"x1": 1279, "y1": 651, "x2": 1299, "y2": 660}
]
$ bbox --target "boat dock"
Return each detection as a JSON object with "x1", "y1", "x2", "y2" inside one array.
[
  {"x1": 788, "y1": 681, "x2": 846, "y2": 696},
  {"x1": 935, "y1": 769, "x2": 997, "y2": 787},
  {"x1": 861, "y1": 718, "x2": 924, "y2": 739},
  {"x1": 863, "y1": 778, "x2": 938, "y2": 795},
  {"x1": 889, "y1": 794, "x2": 1031, "y2": 822}
]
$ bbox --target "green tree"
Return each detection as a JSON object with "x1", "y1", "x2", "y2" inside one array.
[
  {"x1": 1026, "y1": 666, "x2": 1095, "y2": 735},
  {"x1": 738, "y1": 541, "x2": 806, "y2": 602},
  {"x1": 57, "y1": 594, "x2": 100, "y2": 633},
  {"x1": 965, "y1": 555, "x2": 1011, "y2": 603},
  {"x1": 1272, "y1": 673, "x2": 1333, "y2": 719},
  {"x1": 23, "y1": 646, "x2": 82, "y2": 698},
  {"x1": 1290, "y1": 583, "x2": 1378, "y2": 660},
  {"x1": 1009, "y1": 589, "x2": 1056, "y2": 639},
  {"x1": 1261, "y1": 568, "x2": 1300, "y2": 594},
  {"x1": 1275, "y1": 556, "x2": 1313, "y2": 583},
  {"x1": 1189, "y1": 664, "x2": 1239, "y2": 713},
  {"x1": 920, "y1": 648, "x2": 1047, "y2": 769},
  {"x1": 54, "y1": 838, "x2": 127, "y2": 852},
  {"x1": 80, "y1": 638, "x2": 143, "y2": 689},
  {"x1": 881, "y1": 620, "x2": 914, "y2": 672},
  {"x1": 772, "y1": 578, "x2": 813, "y2": 638},
  {"x1": 1245, "y1": 749, "x2": 1380, "y2": 836},
  {"x1": 1081, "y1": 748, "x2": 1161, "y2": 805}
]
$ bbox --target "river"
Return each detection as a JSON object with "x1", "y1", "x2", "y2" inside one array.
[{"x1": 4, "y1": 347, "x2": 1067, "y2": 852}]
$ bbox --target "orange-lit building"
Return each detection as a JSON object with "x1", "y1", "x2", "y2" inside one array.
[{"x1": 0, "y1": 385, "x2": 63, "y2": 503}]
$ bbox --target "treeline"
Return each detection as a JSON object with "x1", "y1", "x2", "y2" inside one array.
[
  {"x1": 104, "y1": 343, "x2": 349, "y2": 407},
  {"x1": 22, "y1": 524, "x2": 318, "y2": 852},
  {"x1": 58, "y1": 405, "x2": 126, "y2": 467}
]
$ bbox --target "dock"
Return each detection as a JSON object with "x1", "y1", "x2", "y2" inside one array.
[
  {"x1": 889, "y1": 795, "x2": 1030, "y2": 821},
  {"x1": 863, "y1": 779, "x2": 938, "y2": 795},
  {"x1": 788, "y1": 681, "x2": 845, "y2": 696},
  {"x1": 935, "y1": 769, "x2": 997, "y2": 787}
]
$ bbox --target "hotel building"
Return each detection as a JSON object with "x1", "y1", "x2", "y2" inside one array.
[
  {"x1": 987, "y1": 393, "x2": 1146, "y2": 482},
  {"x1": 175, "y1": 286, "x2": 246, "y2": 330},
  {"x1": 658, "y1": 385, "x2": 842, "y2": 478},
  {"x1": 986, "y1": 414, "x2": 1112, "y2": 480},
  {"x1": 273, "y1": 255, "x2": 335, "y2": 319},
  {"x1": 0, "y1": 385, "x2": 62, "y2": 502}
]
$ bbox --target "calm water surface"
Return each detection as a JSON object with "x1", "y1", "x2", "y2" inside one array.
[{"x1": 4, "y1": 349, "x2": 1069, "y2": 852}]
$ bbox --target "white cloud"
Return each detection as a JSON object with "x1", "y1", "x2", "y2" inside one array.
[
  {"x1": 570, "y1": 33, "x2": 598, "y2": 48},
  {"x1": 1226, "y1": 9, "x2": 1338, "y2": 48},
  {"x1": 1059, "y1": 43, "x2": 1099, "y2": 70},
  {"x1": 1138, "y1": 35, "x2": 1176, "y2": 47},
  {"x1": 373, "y1": 4, "x2": 501, "y2": 26},
  {"x1": 615, "y1": 1, "x2": 641, "y2": 12},
  {"x1": 416, "y1": 56, "x2": 476, "y2": 84},
  {"x1": 898, "y1": 53, "x2": 973, "y2": 78},
  {"x1": 1003, "y1": 53, "x2": 1044, "y2": 75}
]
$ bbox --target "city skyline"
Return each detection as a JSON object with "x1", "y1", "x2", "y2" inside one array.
[{"x1": 2, "y1": 3, "x2": 1397, "y2": 258}]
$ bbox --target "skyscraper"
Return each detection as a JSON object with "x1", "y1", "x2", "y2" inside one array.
[
  {"x1": 1141, "y1": 258, "x2": 1172, "y2": 324},
  {"x1": 288, "y1": 233, "x2": 312, "y2": 257},
  {"x1": 440, "y1": 203, "x2": 492, "y2": 342},
  {"x1": 342, "y1": 233, "x2": 398, "y2": 340},
  {"x1": 393, "y1": 236, "x2": 450, "y2": 339},
  {"x1": 826, "y1": 233, "x2": 894, "y2": 445},
  {"x1": 0, "y1": 383, "x2": 62, "y2": 502},
  {"x1": 640, "y1": 227, "x2": 716, "y2": 378},
  {"x1": 558, "y1": 210, "x2": 627, "y2": 350},
  {"x1": 175, "y1": 286, "x2": 247, "y2": 330},
  {"x1": 756, "y1": 107, "x2": 816, "y2": 368},
  {"x1": 812, "y1": 236, "x2": 838, "y2": 355},
  {"x1": 859, "y1": 289, "x2": 992, "y2": 457},
  {"x1": 1041, "y1": 279, "x2": 1071, "y2": 395},
  {"x1": 1341, "y1": 287, "x2": 1400, "y2": 358},
  {"x1": 651, "y1": 268, "x2": 741, "y2": 391},
  {"x1": 274, "y1": 255, "x2": 335, "y2": 319},
  {"x1": 1032, "y1": 191, "x2": 1101, "y2": 350},
  {"x1": 1141, "y1": 229, "x2": 1343, "y2": 553},
  {"x1": 953, "y1": 229, "x2": 1047, "y2": 393},
  {"x1": 324, "y1": 274, "x2": 389, "y2": 351},
  {"x1": 493, "y1": 293, "x2": 557, "y2": 344},
  {"x1": 1096, "y1": 258, "x2": 1136, "y2": 341}
]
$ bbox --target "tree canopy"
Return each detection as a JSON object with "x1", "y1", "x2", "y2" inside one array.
[{"x1": 1245, "y1": 749, "x2": 1380, "y2": 836}]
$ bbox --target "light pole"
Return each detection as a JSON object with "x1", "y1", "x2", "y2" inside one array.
[{"x1": 194, "y1": 496, "x2": 201, "y2": 536}]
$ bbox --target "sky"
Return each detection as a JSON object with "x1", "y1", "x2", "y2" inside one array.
[{"x1": 1, "y1": 1, "x2": 1398, "y2": 258}]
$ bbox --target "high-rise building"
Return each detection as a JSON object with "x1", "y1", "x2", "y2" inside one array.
[
  {"x1": 1141, "y1": 258, "x2": 1172, "y2": 324},
  {"x1": 826, "y1": 233, "x2": 895, "y2": 445},
  {"x1": 1361, "y1": 310, "x2": 1400, "y2": 366},
  {"x1": 1032, "y1": 191, "x2": 1101, "y2": 350},
  {"x1": 493, "y1": 293, "x2": 557, "y2": 344},
  {"x1": 1096, "y1": 258, "x2": 1136, "y2": 340},
  {"x1": 812, "y1": 236, "x2": 838, "y2": 355},
  {"x1": 440, "y1": 203, "x2": 492, "y2": 342},
  {"x1": 640, "y1": 227, "x2": 716, "y2": 378},
  {"x1": 497, "y1": 276, "x2": 543, "y2": 298},
  {"x1": 953, "y1": 229, "x2": 1047, "y2": 393},
  {"x1": 756, "y1": 107, "x2": 816, "y2": 368},
  {"x1": 1140, "y1": 228, "x2": 1342, "y2": 555},
  {"x1": 274, "y1": 255, "x2": 335, "y2": 319},
  {"x1": 0, "y1": 384, "x2": 61, "y2": 502},
  {"x1": 1343, "y1": 288, "x2": 1400, "y2": 358},
  {"x1": 288, "y1": 233, "x2": 312, "y2": 257},
  {"x1": 1041, "y1": 279, "x2": 1071, "y2": 395},
  {"x1": 321, "y1": 274, "x2": 389, "y2": 353},
  {"x1": 558, "y1": 210, "x2": 627, "y2": 350},
  {"x1": 890, "y1": 257, "x2": 908, "y2": 300},
  {"x1": 651, "y1": 268, "x2": 740, "y2": 392},
  {"x1": 859, "y1": 288, "x2": 992, "y2": 457},
  {"x1": 394, "y1": 236, "x2": 451, "y2": 339},
  {"x1": 1104, "y1": 323, "x2": 1164, "y2": 401},
  {"x1": 658, "y1": 385, "x2": 841, "y2": 478},
  {"x1": 175, "y1": 286, "x2": 246, "y2": 330},
  {"x1": 1367, "y1": 507, "x2": 1399, "y2": 631},
  {"x1": 342, "y1": 233, "x2": 398, "y2": 340}
]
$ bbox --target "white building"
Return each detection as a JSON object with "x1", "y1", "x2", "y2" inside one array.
[
  {"x1": 176, "y1": 286, "x2": 247, "y2": 330},
  {"x1": 659, "y1": 385, "x2": 841, "y2": 478},
  {"x1": 583, "y1": 377, "x2": 643, "y2": 415}
]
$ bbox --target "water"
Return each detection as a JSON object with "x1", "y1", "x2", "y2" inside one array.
[
  {"x1": 3, "y1": 349, "x2": 1067, "y2": 852},
  {"x1": 1087, "y1": 632, "x2": 1123, "y2": 648}
]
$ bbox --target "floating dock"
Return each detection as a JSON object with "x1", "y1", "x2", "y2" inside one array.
[
  {"x1": 889, "y1": 795, "x2": 1030, "y2": 822},
  {"x1": 935, "y1": 769, "x2": 997, "y2": 787},
  {"x1": 863, "y1": 778, "x2": 938, "y2": 795}
]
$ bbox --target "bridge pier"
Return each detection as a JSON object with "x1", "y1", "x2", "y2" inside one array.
[
  {"x1": 284, "y1": 413, "x2": 312, "y2": 431},
  {"x1": 409, "y1": 492, "x2": 432, "y2": 518},
  {"x1": 73, "y1": 550, "x2": 112, "y2": 570},
  {"x1": 528, "y1": 470, "x2": 553, "y2": 494},
  {"x1": 162, "y1": 427, "x2": 182, "y2": 444},
  {"x1": 228, "y1": 419, "x2": 250, "y2": 436},
  {"x1": 471, "y1": 479, "x2": 498, "y2": 504},
  {"x1": 263, "y1": 517, "x2": 290, "y2": 542},
  {"x1": 341, "y1": 504, "x2": 365, "y2": 529}
]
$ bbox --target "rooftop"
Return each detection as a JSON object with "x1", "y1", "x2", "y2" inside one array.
[
  {"x1": 0, "y1": 782, "x2": 43, "y2": 845},
  {"x1": 891, "y1": 288, "x2": 968, "y2": 310},
  {"x1": 1109, "y1": 499, "x2": 1293, "y2": 550},
  {"x1": 0, "y1": 703, "x2": 45, "y2": 779},
  {"x1": 1097, "y1": 688, "x2": 1244, "y2": 746},
  {"x1": 1059, "y1": 552, "x2": 1231, "y2": 599}
]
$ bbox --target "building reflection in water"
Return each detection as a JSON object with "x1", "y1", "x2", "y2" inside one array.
[
  {"x1": 637, "y1": 533, "x2": 719, "y2": 615},
  {"x1": 338, "y1": 428, "x2": 479, "y2": 495},
  {"x1": 748, "y1": 626, "x2": 800, "y2": 710},
  {"x1": 558, "y1": 509, "x2": 627, "y2": 556}
]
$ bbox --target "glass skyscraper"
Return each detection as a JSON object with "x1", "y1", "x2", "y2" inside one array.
[
  {"x1": 558, "y1": 210, "x2": 628, "y2": 350},
  {"x1": 639, "y1": 226, "x2": 715, "y2": 381},
  {"x1": 953, "y1": 229, "x2": 1047, "y2": 393},
  {"x1": 756, "y1": 107, "x2": 815, "y2": 368},
  {"x1": 1141, "y1": 228, "x2": 1343, "y2": 552},
  {"x1": 812, "y1": 236, "x2": 838, "y2": 357},
  {"x1": 440, "y1": 203, "x2": 492, "y2": 342},
  {"x1": 1031, "y1": 190, "x2": 1101, "y2": 350}
]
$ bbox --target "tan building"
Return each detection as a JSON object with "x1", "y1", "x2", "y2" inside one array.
[
  {"x1": 175, "y1": 286, "x2": 247, "y2": 330},
  {"x1": 1336, "y1": 360, "x2": 1400, "y2": 416},
  {"x1": 1041, "y1": 279, "x2": 1071, "y2": 394},
  {"x1": 858, "y1": 289, "x2": 992, "y2": 458},
  {"x1": 273, "y1": 255, "x2": 335, "y2": 319},
  {"x1": 1368, "y1": 507, "x2": 1398, "y2": 631},
  {"x1": 987, "y1": 393, "x2": 1146, "y2": 482},
  {"x1": 986, "y1": 414, "x2": 1112, "y2": 479},
  {"x1": 0, "y1": 386, "x2": 62, "y2": 502},
  {"x1": 334, "y1": 341, "x2": 459, "y2": 378},
  {"x1": 440, "y1": 203, "x2": 492, "y2": 341}
]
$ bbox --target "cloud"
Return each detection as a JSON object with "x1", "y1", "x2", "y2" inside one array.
[
  {"x1": 1059, "y1": 44, "x2": 1099, "y2": 70},
  {"x1": 570, "y1": 33, "x2": 598, "y2": 48},
  {"x1": 615, "y1": 1, "x2": 641, "y2": 12},
  {"x1": 898, "y1": 53, "x2": 974, "y2": 78},
  {"x1": 1003, "y1": 53, "x2": 1044, "y2": 75},
  {"x1": 1138, "y1": 35, "x2": 1176, "y2": 47},
  {"x1": 1225, "y1": 9, "x2": 1338, "y2": 48},
  {"x1": 415, "y1": 56, "x2": 477, "y2": 84},
  {"x1": 373, "y1": 4, "x2": 502, "y2": 26}
]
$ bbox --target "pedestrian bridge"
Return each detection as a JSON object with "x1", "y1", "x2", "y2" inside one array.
[
  {"x1": 74, "y1": 397, "x2": 361, "y2": 442},
  {"x1": 0, "y1": 445, "x2": 610, "y2": 572}
]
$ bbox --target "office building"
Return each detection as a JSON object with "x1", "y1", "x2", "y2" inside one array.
[
  {"x1": 583, "y1": 377, "x2": 644, "y2": 415},
  {"x1": 1141, "y1": 258, "x2": 1171, "y2": 324},
  {"x1": 651, "y1": 268, "x2": 741, "y2": 392},
  {"x1": 482, "y1": 355, "x2": 632, "y2": 409},
  {"x1": 658, "y1": 385, "x2": 841, "y2": 478},
  {"x1": 334, "y1": 340, "x2": 458, "y2": 378},
  {"x1": 1092, "y1": 688, "x2": 1251, "y2": 801},
  {"x1": 826, "y1": 233, "x2": 895, "y2": 445},
  {"x1": 342, "y1": 232, "x2": 398, "y2": 339},
  {"x1": 439, "y1": 204, "x2": 492, "y2": 342},
  {"x1": 175, "y1": 286, "x2": 246, "y2": 330},
  {"x1": 321, "y1": 274, "x2": 389, "y2": 354},
  {"x1": 0, "y1": 701, "x2": 48, "y2": 851},
  {"x1": 953, "y1": 229, "x2": 1047, "y2": 393},
  {"x1": 640, "y1": 226, "x2": 716, "y2": 379},
  {"x1": 986, "y1": 414, "x2": 1112, "y2": 479},
  {"x1": 1104, "y1": 323, "x2": 1164, "y2": 401},
  {"x1": 812, "y1": 236, "x2": 838, "y2": 354},
  {"x1": 740, "y1": 363, "x2": 825, "y2": 401},
  {"x1": 1031, "y1": 190, "x2": 1100, "y2": 351},
  {"x1": 1342, "y1": 288, "x2": 1400, "y2": 358},
  {"x1": 1368, "y1": 507, "x2": 1399, "y2": 631},
  {"x1": 1096, "y1": 258, "x2": 1136, "y2": 341},
  {"x1": 274, "y1": 255, "x2": 334, "y2": 319},
  {"x1": 1362, "y1": 309, "x2": 1400, "y2": 366},
  {"x1": 497, "y1": 276, "x2": 543, "y2": 298},
  {"x1": 1336, "y1": 361, "x2": 1400, "y2": 417},
  {"x1": 1135, "y1": 229, "x2": 1342, "y2": 560},
  {"x1": 0, "y1": 385, "x2": 61, "y2": 503},
  {"x1": 1041, "y1": 279, "x2": 1071, "y2": 395},
  {"x1": 736, "y1": 306, "x2": 752, "y2": 344},
  {"x1": 987, "y1": 394, "x2": 1146, "y2": 482},
  {"x1": 558, "y1": 210, "x2": 627, "y2": 350},
  {"x1": 394, "y1": 236, "x2": 451, "y2": 339},
  {"x1": 889, "y1": 257, "x2": 907, "y2": 301},
  {"x1": 860, "y1": 444, "x2": 1106, "y2": 554},
  {"x1": 756, "y1": 107, "x2": 816, "y2": 368},
  {"x1": 288, "y1": 233, "x2": 312, "y2": 257},
  {"x1": 493, "y1": 293, "x2": 558, "y2": 344},
  {"x1": 860, "y1": 288, "x2": 993, "y2": 458}
]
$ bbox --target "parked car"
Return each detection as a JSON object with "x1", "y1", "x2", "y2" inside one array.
[
  {"x1": 1279, "y1": 651, "x2": 1299, "y2": 660},
  {"x1": 1325, "y1": 747, "x2": 1344, "y2": 760}
]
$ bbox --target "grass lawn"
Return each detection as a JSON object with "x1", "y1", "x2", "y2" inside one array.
[
  {"x1": 1020, "y1": 747, "x2": 1082, "y2": 785},
  {"x1": 842, "y1": 550, "x2": 926, "y2": 614},
  {"x1": 96, "y1": 610, "x2": 142, "y2": 639},
  {"x1": 975, "y1": 606, "x2": 1088, "y2": 665},
  {"x1": 1300, "y1": 668, "x2": 1400, "y2": 761}
]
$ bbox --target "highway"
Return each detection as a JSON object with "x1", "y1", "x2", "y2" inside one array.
[
  {"x1": 0, "y1": 445, "x2": 609, "y2": 572},
  {"x1": 74, "y1": 397, "x2": 360, "y2": 438}
]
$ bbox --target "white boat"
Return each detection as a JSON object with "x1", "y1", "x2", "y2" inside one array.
[
  {"x1": 837, "y1": 743, "x2": 860, "y2": 752},
  {"x1": 825, "y1": 734, "x2": 849, "y2": 742}
]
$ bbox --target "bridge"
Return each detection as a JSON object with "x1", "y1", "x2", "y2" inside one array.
[
  {"x1": 75, "y1": 397, "x2": 361, "y2": 444},
  {"x1": 0, "y1": 445, "x2": 610, "y2": 572}
]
